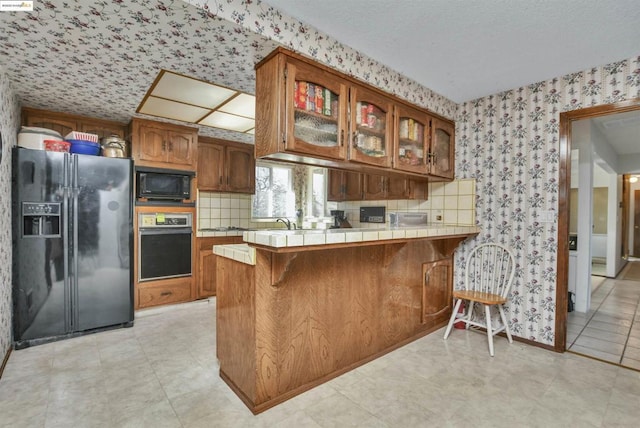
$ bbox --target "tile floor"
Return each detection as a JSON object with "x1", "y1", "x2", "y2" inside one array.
[
  {"x1": 567, "y1": 264, "x2": 640, "y2": 370},
  {"x1": 2, "y1": 299, "x2": 640, "y2": 428}
]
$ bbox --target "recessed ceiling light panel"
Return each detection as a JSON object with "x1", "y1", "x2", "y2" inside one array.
[
  {"x1": 139, "y1": 96, "x2": 210, "y2": 122},
  {"x1": 137, "y1": 69, "x2": 256, "y2": 135},
  {"x1": 199, "y1": 111, "x2": 255, "y2": 132},
  {"x1": 152, "y1": 71, "x2": 236, "y2": 109},
  {"x1": 219, "y1": 93, "x2": 255, "y2": 119}
]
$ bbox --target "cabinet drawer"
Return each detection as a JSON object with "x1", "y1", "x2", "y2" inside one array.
[{"x1": 138, "y1": 280, "x2": 192, "y2": 308}]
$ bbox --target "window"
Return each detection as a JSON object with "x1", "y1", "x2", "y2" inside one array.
[
  {"x1": 308, "y1": 168, "x2": 327, "y2": 218},
  {"x1": 252, "y1": 163, "x2": 296, "y2": 218}
]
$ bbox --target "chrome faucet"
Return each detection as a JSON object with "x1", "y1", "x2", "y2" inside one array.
[{"x1": 276, "y1": 218, "x2": 294, "y2": 230}]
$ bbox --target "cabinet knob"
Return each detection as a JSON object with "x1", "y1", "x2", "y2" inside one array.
[{"x1": 160, "y1": 291, "x2": 172, "y2": 297}]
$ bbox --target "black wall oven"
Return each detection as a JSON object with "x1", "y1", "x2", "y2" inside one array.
[{"x1": 138, "y1": 212, "x2": 192, "y2": 282}]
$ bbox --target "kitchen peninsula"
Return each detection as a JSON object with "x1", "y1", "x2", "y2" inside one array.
[{"x1": 214, "y1": 225, "x2": 479, "y2": 413}]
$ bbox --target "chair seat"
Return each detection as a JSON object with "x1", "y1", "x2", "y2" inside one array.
[{"x1": 452, "y1": 290, "x2": 507, "y2": 305}]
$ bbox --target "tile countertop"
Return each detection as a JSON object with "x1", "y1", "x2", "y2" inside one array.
[
  {"x1": 213, "y1": 224, "x2": 480, "y2": 265},
  {"x1": 243, "y1": 224, "x2": 480, "y2": 249}
]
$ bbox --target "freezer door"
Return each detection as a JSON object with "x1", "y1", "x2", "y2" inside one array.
[
  {"x1": 12, "y1": 148, "x2": 70, "y2": 342},
  {"x1": 71, "y1": 154, "x2": 133, "y2": 332}
]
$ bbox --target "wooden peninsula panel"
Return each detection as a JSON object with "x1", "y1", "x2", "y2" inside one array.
[{"x1": 216, "y1": 235, "x2": 474, "y2": 413}]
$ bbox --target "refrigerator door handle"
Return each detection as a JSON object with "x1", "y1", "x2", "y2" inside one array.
[
  {"x1": 72, "y1": 155, "x2": 80, "y2": 330},
  {"x1": 63, "y1": 153, "x2": 71, "y2": 332}
]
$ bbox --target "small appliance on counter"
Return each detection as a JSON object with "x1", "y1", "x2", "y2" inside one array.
[
  {"x1": 360, "y1": 206, "x2": 386, "y2": 223},
  {"x1": 330, "y1": 210, "x2": 351, "y2": 229},
  {"x1": 389, "y1": 212, "x2": 428, "y2": 227}
]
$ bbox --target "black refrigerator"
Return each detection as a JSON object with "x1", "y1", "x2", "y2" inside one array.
[{"x1": 12, "y1": 147, "x2": 134, "y2": 349}]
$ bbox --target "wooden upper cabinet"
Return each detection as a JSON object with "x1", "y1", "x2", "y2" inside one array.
[
  {"x1": 198, "y1": 143, "x2": 225, "y2": 190},
  {"x1": 255, "y1": 48, "x2": 454, "y2": 181},
  {"x1": 349, "y1": 87, "x2": 393, "y2": 168},
  {"x1": 394, "y1": 104, "x2": 429, "y2": 174},
  {"x1": 284, "y1": 58, "x2": 348, "y2": 160},
  {"x1": 226, "y1": 146, "x2": 255, "y2": 193},
  {"x1": 386, "y1": 176, "x2": 410, "y2": 199},
  {"x1": 197, "y1": 137, "x2": 255, "y2": 194},
  {"x1": 78, "y1": 122, "x2": 126, "y2": 139},
  {"x1": 327, "y1": 169, "x2": 344, "y2": 201},
  {"x1": 131, "y1": 118, "x2": 197, "y2": 171},
  {"x1": 327, "y1": 169, "x2": 362, "y2": 201},
  {"x1": 363, "y1": 174, "x2": 386, "y2": 200},
  {"x1": 328, "y1": 169, "x2": 425, "y2": 201},
  {"x1": 167, "y1": 130, "x2": 195, "y2": 166},
  {"x1": 136, "y1": 123, "x2": 166, "y2": 163},
  {"x1": 429, "y1": 117, "x2": 455, "y2": 180},
  {"x1": 22, "y1": 107, "x2": 127, "y2": 140}
]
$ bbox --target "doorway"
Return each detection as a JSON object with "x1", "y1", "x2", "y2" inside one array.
[
  {"x1": 557, "y1": 98, "x2": 640, "y2": 352},
  {"x1": 634, "y1": 190, "x2": 640, "y2": 256}
]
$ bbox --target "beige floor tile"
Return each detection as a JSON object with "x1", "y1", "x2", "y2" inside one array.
[
  {"x1": 580, "y1": 326, "x2": 628, "y2": 344},
  {"x1": 569, "y1": 344, "x2": 620, "y2": 364},
  {"x1": 573, "y1": 335, "x2": 625, "y2": 355},
  {"x1": 4, "y1": 299, "x2": 640, "y2": 427}
]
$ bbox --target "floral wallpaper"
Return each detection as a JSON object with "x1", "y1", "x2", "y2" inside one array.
[
  {"x1": 184, "y1": 0, "x2": 458, "y2": 120},
  {"x1": 455, "y1": 56, "x2": 640, "y2": 346},
  {"x1": 0, "y1": 66, "x2": 21, "y2": 359}
]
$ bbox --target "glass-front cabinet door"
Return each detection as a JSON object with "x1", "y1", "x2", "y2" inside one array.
[
  {"x1": 394, "y1": 105, "x2": 428, "y2": 174},
  {"x1": 348, "y1": 87, "x2": 392, "y2": 167},
  {"x1": 429, "y1": 117, "x2": 455, "y2": 179},
  {"x1": 285, "y1": 59, "x2": 347, "y2": 160}
]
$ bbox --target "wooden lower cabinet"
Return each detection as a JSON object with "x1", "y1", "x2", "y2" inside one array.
[
  {"x1": 216, "y1": 236, "x2": 472, "y2": 414},
  {"x1": 137, "y1": 277, "x2": 192, "y2": 308},
  {"x1": 197, "y1": 236, "x2": 243, "y2": 299},
  {"x1": 421, "y1": 258, "x2": 453, "y2": 324}
]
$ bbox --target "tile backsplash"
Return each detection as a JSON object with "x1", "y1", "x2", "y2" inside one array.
[
  {"x1": 339, "y1": 179, "x2": 476, "y2": 229},
  {"x1": 196, "y1": 178, "x2": 475, "y2": 231}
]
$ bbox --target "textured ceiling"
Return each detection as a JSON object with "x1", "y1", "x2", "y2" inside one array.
[
  {"x1": 263, "y1": 0, "x2": 640, "y2": 103},
  {"x1": 0, "y1": 0, "x2": 280, "y2": 142},
  {"x1": 1, "y1": 0, "x2": 639, "y2": 146}
]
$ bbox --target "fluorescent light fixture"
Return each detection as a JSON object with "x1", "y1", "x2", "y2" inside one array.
[
  {"x1": 219, "y1": 93, "x2": 255, "y2": 118},
  {"x1": 138, "y1": 96, "x2": 210, "y2": 122},
  {"x1": 200, "y1": 111, "x2": 255, "y2": 132},
  {"x1": 137, "y1": 70, "x2": 255, "y2": 134}
]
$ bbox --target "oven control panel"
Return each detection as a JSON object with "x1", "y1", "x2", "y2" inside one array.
[{"x1": 139, "y1": 212, "x2": 192, "y2": 228}]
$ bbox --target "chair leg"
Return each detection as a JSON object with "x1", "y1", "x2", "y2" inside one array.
[
  {"x1": 464, "y1": 300, "x2": 474, "y2": 329},
  {"x1": 498, "y1": 305, "x2": 513, "y2": 343},
  {"x1": 444, "y1": 298, "x2": 462, "y2": 339},
  {"x1": 484, "y1": 305, "x2": 494, "y2": 356}
]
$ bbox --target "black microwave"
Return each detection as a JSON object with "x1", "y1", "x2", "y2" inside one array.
[{"x1": 136, "y1": 167, "x2": 193, "y2": 201}]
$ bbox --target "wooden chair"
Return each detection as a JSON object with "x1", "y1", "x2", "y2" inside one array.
[{"x1": 443, "y1": 243, "x2": 516, "y2": 356}]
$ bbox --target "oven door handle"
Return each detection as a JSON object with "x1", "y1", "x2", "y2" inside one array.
[{"x1": 139, "y1": 227, "x2": 192, "y2": 235}]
